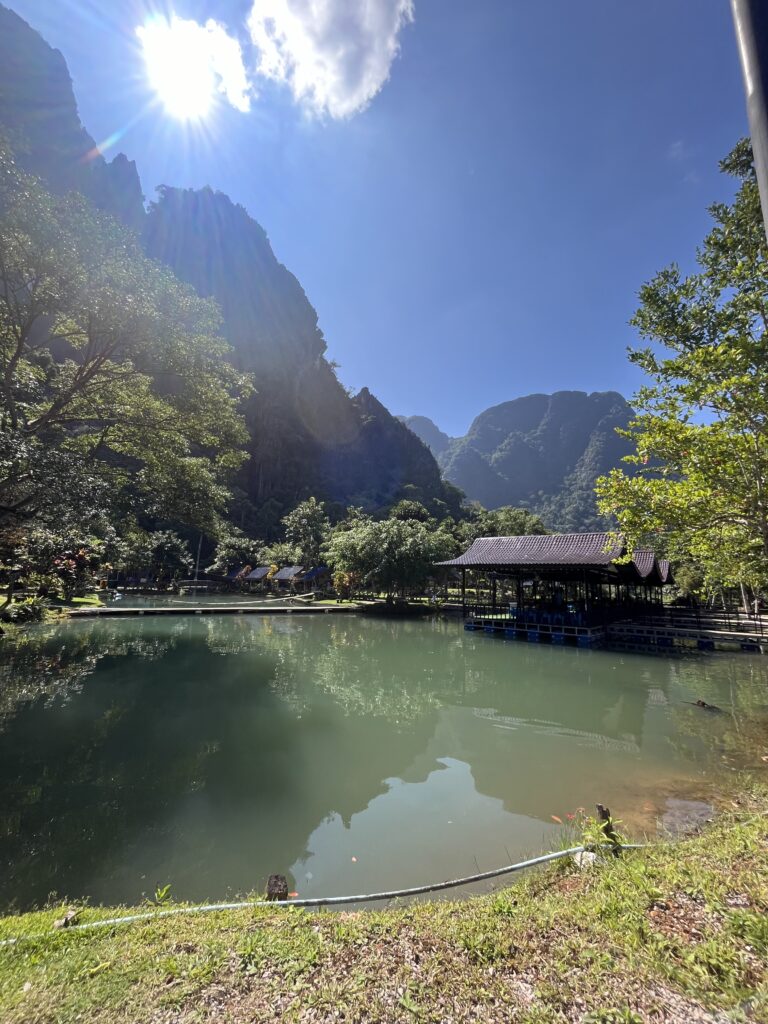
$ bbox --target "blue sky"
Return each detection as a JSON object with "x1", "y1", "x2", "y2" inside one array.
[{"x1": 10, "y1": 1, "x2": 748, "y2": 435}]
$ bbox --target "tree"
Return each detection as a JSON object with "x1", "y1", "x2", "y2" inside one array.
[
  {"x1": 281, "y1": 497, "x2": 330, "y2": 566},
  {"x1": 331, "y1": 569, "x2": 353, "y2": 600},
  {"x1": 456, "y1": 505, "x2": 548, "y2": 547},
  {"x1": 257, "y1": 540, "x2": 300, "y2": 567},
  {"x1": 0, "y1": 145, "x2": 250, "y2": 545},
  {"x1": 120, "y1": 530, "x2": 193, "y2": 583},
  {"x1": 0, "y1": 525, "x2": 121, "y2": 601},
  {"x1": 596, "y1": 141, "x2": 768, "y2": 602},
  {"x1": 207, "y1": 531, "x2": 262, "y2": 575},
  {"x1": 388, "y1": 499, "x2": 430, "y2": 522},
  {"x1": 333, "y1": 506, "x2": 372, "y2": 532},
  {"x1": 325, "y1": 517, "x2": 455, "y2": 600}
]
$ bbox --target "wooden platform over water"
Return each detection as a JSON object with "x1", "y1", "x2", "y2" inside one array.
[
  {"x1": 464, "y1": 612, "x2": 767, "y2": 654},
  {"x1": 464, "y1": 617, "x2": 605, "y2": 648},
  {"x1": 67, "y1": 603, "x2": 361, "y2": 618},
  {"x1": 606, "y1": 618, "x2": 766, "y2": 654}
]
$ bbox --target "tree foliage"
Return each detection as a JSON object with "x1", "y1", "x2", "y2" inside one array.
[
  {"x1": 257, "y1": 540, "x2": 300, "y2": 567},
  {"x1": 119, "y1": 530, "x2": 193, "y2": 582},
  {"x1": 281, "y1": 497, "x2": 330, "y2": 566},
  {"x1": 388, "y1": 499, "x2": 431, "y2": 522},
  {"x1": 456, "y1": 505, "x2": 548, "y2": 547},
  {"x1": 0, "y1": 145, "x2": 250, "y2": 545},
  {"x1": 324, "y1": 517, "x2": 455, "y2": 599},
  {"x1": 207, "y1": 531, "x2": 262, "y2": 575},
  {"x1": 596, "y1": 140, "x2": 768, "y2": 598}
]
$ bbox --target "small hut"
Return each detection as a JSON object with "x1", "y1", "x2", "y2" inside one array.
[
  {"x1": 273, "y1": 566, "x2": 305, "y2": 590},
  {"x1": 244, "y1": 566, "x2": 271, "y2": 592},
  {"x1": 297, "y1": 566, "x2": 330, "y2": 593}
]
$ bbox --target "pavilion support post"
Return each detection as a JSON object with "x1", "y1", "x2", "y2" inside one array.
[
  {"x1": 492, "y1": 575, "x2": 497, "y2": 615},
  {"x1": 461, "y1": 569, "x2": 466, "y2": 617}
]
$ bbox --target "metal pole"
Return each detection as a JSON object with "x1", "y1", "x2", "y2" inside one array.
[
  {"x1": 732, "y1": 0, "x2": 768, "y2": 238},
  {"x1": 194, "y1": 532, "x2": 202, "y2": 582}
]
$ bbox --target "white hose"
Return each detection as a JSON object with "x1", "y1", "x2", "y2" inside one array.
[{"x1": 0, "y1": 843, "x2": 645, "y2": 946}]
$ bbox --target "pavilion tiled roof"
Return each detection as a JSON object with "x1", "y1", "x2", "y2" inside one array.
[
  {"x1": 437, "y1": 533, "x2": 624, "y2": 569},
  {"x1": 273, "y1": 565, "x2": 304, "y2": 581},
  {"x1": 631, "y1": 549, "x2": 656, "y2": 578},
  {"x1": 301, "y1": 566, "x2": 329, "y2": 581},
  {"x1": 245, "y1": 566, "x2": 270, "y2": 581},
  {"x1": 437, "y1": 533, "x2": 673, "y2": 586}
]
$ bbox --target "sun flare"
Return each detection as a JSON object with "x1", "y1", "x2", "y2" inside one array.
[
  {"x1": 137, "y1": 13, "x2": 251, "y2": 122},
  {"x1": 137, "y1": 16, "x2": 218, "y2": 121}
]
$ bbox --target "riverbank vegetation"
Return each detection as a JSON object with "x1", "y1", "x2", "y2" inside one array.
[{"x1": 2, "y1": 786, "x2": 766, "y2": 1024}]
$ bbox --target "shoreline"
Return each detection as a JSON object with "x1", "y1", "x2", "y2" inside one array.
[{"x1": 2, "y1": 786, "x2": 767, "y2": 1023}]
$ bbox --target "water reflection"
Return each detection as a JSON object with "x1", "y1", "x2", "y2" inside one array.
[{"x1": 0, "y1": 615, "x2": 766, "y2": 912}]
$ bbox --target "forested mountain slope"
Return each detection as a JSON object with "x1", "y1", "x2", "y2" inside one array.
[
  {"x1": 0, "y1": 4, "x2": 460, "y2": 534},
  {"x1": 403, "y1": 391, "x2": 635, "y2": 531}
]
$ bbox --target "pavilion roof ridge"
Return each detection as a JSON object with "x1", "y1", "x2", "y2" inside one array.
[
  {"x1": 436, "y1": 532, "x2": 624, "y2": 568},
  {"x1": 436, "y1": 532, "x2": 672, "y2": 585}
]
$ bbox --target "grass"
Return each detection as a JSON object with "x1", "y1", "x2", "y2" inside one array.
[
  {"x1": 2, "y1": 790, "x2": 768, "y2": 1022},
  {"x1": 62, "y1": 594, "x2": 103, "y2": 607}
]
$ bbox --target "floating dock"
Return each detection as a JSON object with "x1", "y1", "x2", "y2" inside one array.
[
  {"x1": 464, "y1": 616, "x2": 605, "y2": 648},
  {"x1": 464, "y1": 612, "x2": 767, "y2": 654}
]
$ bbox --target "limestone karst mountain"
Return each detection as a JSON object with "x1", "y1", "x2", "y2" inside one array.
[
  {"x1": 0, "y1": 5, "x2": 145, "y2": 232},
  {"x1": 0, "y1": 3, "x2": 461, "y2": 532},
  {"x1": 402, "y1": 391, "x2": 635, "y2": 531}
]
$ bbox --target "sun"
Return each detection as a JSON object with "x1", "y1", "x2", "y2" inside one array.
[{"x1": 137, "y1": 16, "x2": 216, "y2": 121}]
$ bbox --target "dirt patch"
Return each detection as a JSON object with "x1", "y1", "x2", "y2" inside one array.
[{"x1": 648, "y1": 893, "x2": 721, "y2": 944}]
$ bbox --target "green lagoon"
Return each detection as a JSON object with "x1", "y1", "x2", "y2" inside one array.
[{"x1": 1, "y1": 614, "x2": 767, "y2": 912}]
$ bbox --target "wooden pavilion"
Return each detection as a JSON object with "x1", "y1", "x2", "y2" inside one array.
[{"x1": 437, "y1": 533, "x2": 672, "y2": 647}]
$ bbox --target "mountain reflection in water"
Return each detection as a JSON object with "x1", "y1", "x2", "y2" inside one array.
[{"x1": 0, "y1": 615, "x2": 767, "y2": 912}]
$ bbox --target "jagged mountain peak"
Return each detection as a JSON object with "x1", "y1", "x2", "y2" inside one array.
[
  {"x1": 0, "y1": 4, "x2": 145, "y2": 231},
  {"x1": 399, "y1": 415, "x2": 453, "y2": 458},
  {"x1": 407, "y1": 390, "x2": 635, "y2": 531}
]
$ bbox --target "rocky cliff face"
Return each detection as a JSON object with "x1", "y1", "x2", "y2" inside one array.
[
  {"x1": 0, "y1": 5, "x2": 145, "y2": 231},
  {"x1": 144, "y1": 187, "x2": 459, "y2": 524},
  {"x1": 405, "y1": 392, "x2": 635, "y2": 531},
  {"x1": 0, "y1": 4, "x2": 459, "y2": 529},
  {"x1": 145, "y1": 186, "x2": 326, "y2": 375}
]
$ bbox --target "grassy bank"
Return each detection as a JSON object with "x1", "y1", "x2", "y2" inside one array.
[{"x1": 2, "y1": 791, "x2": 767, "y2": 1024}]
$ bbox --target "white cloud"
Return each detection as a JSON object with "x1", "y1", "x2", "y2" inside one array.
[
  {"x1": 137, "y1": 16, "x2": 252, "y2": 118},
  {"x1": 666, "y1": 140, "x2": 700, "y2": 186},
  {"x1": 247, "y1": 0, "x2": 415, "y2": 118},
  {"x1": 201, "y1": 19, "x2": 253, "y2": 113}
]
